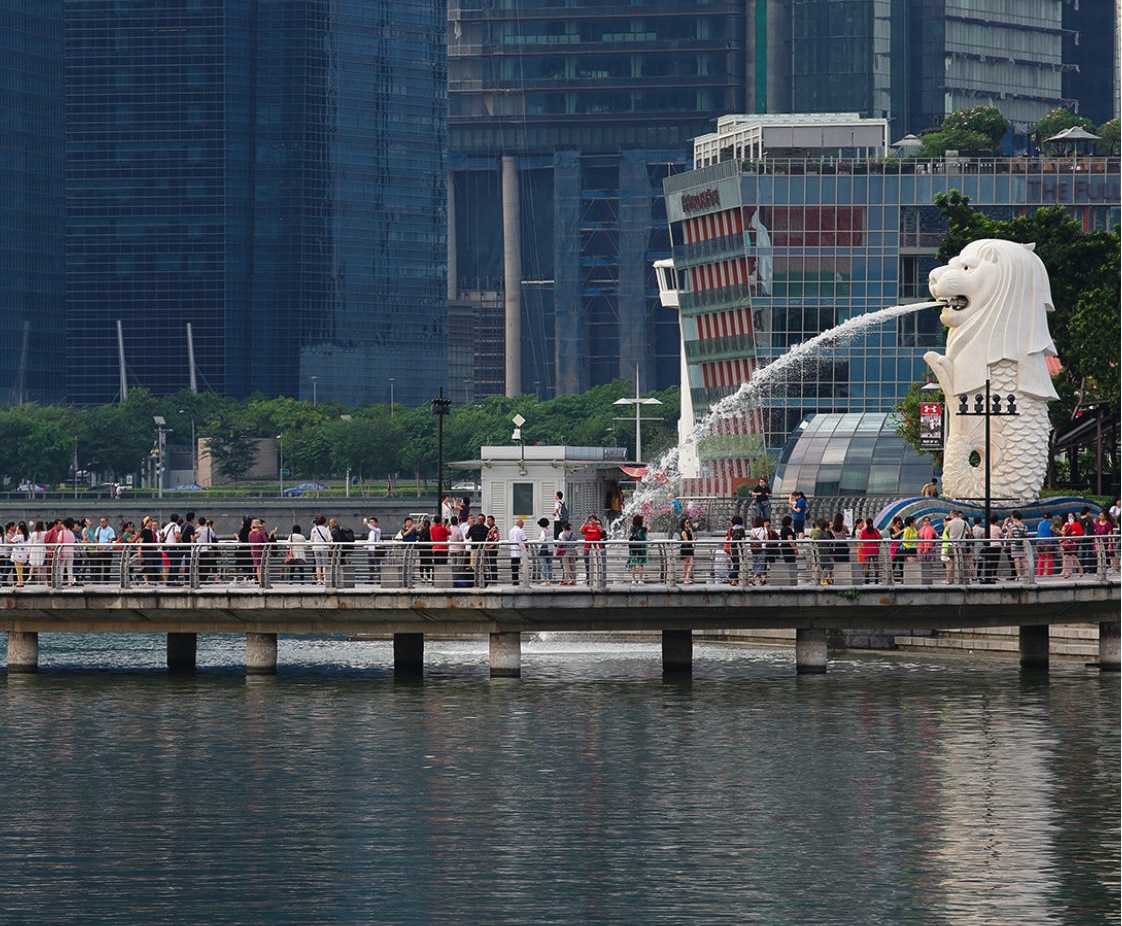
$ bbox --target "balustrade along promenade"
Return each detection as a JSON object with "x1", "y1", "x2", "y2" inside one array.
[{"x1": 1, "y1": 537, "x2": 1117, "y2": 677}]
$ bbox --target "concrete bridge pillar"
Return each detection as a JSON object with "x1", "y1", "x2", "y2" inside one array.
[
  {"x1": 246, "y1": 632, "x2": 278, "y2": 675},
  {"x1": 1019, "y1": 624, "x2": 1049, "y2": 670},
  {"x1": 7, "y1": 631, "x2": 38, "y2": 673},
  {"x1": 796, "y1": 628, "x2": 828, "y2": 674},
  {"x1": 489, "y1": 632, "x2": 521, "y2": 678},
  {"x1": 167, "y1": 633, "x2": 197, "y2": 672},
  {"x1": 1099, "y1": 622, "x2": 1120, "y2": 672},
  {"x1": 394, "y1": 633, "x2": 425, "y2": 675},
  {"x1": 662, "y1": 629, "x2": 692, "y2": 675}
]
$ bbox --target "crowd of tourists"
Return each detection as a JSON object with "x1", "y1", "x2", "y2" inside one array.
[{"x1": 0, "y1": 490, "x2": 1115, "y2": 589}]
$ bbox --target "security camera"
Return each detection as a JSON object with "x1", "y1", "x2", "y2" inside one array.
[{"x1": 511, "y1": 427, "x2": 522, "y2": 444}]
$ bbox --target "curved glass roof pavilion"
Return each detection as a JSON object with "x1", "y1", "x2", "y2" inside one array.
[{"x1": 773, "y1": 413, "x2": 935, "y2": 498}]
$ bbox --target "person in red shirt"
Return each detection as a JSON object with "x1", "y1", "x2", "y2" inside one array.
[
  {"x1": 580, "y1": 514, "x2": 605, "y2": 584},
  {"x1": 429, "y1": 516, "x2": 451, "y2": 583}
]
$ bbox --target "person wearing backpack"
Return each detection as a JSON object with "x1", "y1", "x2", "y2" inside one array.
[{"x1": 552, "y1": 491, "x2": 569, "y2": 540}]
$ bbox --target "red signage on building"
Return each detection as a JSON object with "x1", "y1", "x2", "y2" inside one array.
[{"x1": 681, "y1": 189, "x2": 721, "y2": 213}]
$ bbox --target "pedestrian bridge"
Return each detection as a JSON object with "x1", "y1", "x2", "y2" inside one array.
[{"x1": 3, "y1": 539, "x2": 1118, "y2": 676}]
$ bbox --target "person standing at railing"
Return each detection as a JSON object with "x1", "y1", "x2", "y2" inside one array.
[
  {"x1": 416, "y1": 517, "x2": 434, "y2": 583},
  {"x1": 1078, "y1": 507, "x2": 1096, "y2": 575},
  {"x1": 751, "y1": 477, "x2": 772, "y2": 522},
  {"x1": 1059, "y1": 513, "x2": 1084, "y2": 579},
  {"x1": 1003, "y1": 511, "x2": 1029, "y2": 580},
  {"x1": 943, "y1": 511, "x2": 969, "y2": 584},
  {"x1": 93, "y1": 517, "x2": 117, "y2": 583},
  {"x1": 449, "y1": 517, "x2": 468, "y2": 586},
  {"x1": 626, "y1": 514, "x2": 648, "y2": 585},
  {"x1": 535, "y1": 517, "x2": 554, "y2": 584},
  {"x1": 507, "y1": 518, "x2": 527, "y2": 584},
  {"x1": 309, "y1": 515, "x2": 332, "y2": 583},
  {"x1": 27, "y1": 520, "x2": 46, "y2": 585},
  {"x1": 579, "y1": 514, "x2": 605, "y2": 585},
  {"x1": 744, "y1": 516, "x2": 766, "y2": 586},
  {"x1": 57, "y1": 517, "x2": 78, "y2": 586},
  {"x1": 363, "y1": 516, "x2": 383, "y2": 585},
  {"x1": 858, "y1": 518, "x2": 883, "y2": 584},
  {"x1": 1034, "y1": 513, "x2": 1056, "y2": 578},
  {"x1": 484, "y1": 516, "x2": 500, "y2": 585},
  {"x1": 557, "y1": 520, "x2": 578, "y2": 586},
  {"x1": 9, "y1": 521, "x2": 27, "y2": 588},
  {"x1": 678, "y1": 516, "x2": 695, "y2": 585},
  {"x1": 160, "y1": 514, "x2": 182, "y2": 584},
  {"x1": 195, "y1": 517, "x2": 217, "y2": 582},
  {"x1": 177, "y1": 512, "x2": 196, "y2": 586},
  {"x1": 887, "y1": 516, "x2": 906, "y2": 582},
  {"x1": 431, "y1": 516, "x2": 451, "y2": 585},
  {"x1": 789, "y1": 492, "x2": 807, "y2": 537},
  {"x1": 1093, "y1": 509, "x2": 1114, "y2": 575},
  {"x1": 981, "y1": 516, "x2": 1002, "y2": 583},
  {"x1": 465, "y1": 514, "x2": 488, "y2": 584},
  {"x1": 248, "y1": 519, "x2": 269, "y2": 584},
  {"x1": 0, "y1": 522, "x2": 14, "y2": 586}
]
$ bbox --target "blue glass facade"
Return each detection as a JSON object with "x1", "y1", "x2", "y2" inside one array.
[
  {"x1": 64, "y1": 1, "x2": 446, "y2": 406},
  {"x1": 0, "y1": 1, "x2": 67, "y2": 404}
]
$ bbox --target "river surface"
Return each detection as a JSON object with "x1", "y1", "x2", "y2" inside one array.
[{"x1": 0, "y1": 634, "x2": 1117, "y2": 925}]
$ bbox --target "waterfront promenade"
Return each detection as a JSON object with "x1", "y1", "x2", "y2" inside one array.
[{"x1": 1, "y1": 539, "x2": 1117, "y2": 676}]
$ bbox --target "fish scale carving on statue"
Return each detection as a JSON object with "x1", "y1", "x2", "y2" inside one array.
[{"x1": 924, "y1": 239, "x2": 1058, "y2": 505}]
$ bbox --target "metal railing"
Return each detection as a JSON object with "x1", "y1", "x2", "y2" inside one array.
[{"x1": 2, "y1": 536, "x2": 1116, "y2": 592}]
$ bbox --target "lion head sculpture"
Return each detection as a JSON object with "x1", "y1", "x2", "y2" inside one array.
[{"x1": 927, "y1": 238, "x2": 1058, "y2": 399}]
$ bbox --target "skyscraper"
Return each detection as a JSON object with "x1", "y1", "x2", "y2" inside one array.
[
  {"x1": 1, "y1": 1, "x2": 67, "y2": 405},
  {"x1": 64, "y1": 0, "x2": 446, "y2": 407}
]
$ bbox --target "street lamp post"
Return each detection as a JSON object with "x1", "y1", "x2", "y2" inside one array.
[
  {"x1": 955, "y1": 378, "x2": 1018, "y2": 529},
  {"x1": 277, "y1": 435, "x2": 284, "y2": 497},
  {"x1": 612, "y1": 367, "x2": 663, "y2": 465},
  {"x1": 311, "y1": 376, "x2": 318, "y2": 405},
  {"x1": 153, "y1": 416, "x2": 168, "y2": 499},
  {"x1": 431, "y1": 388, "x2": 452, "y2": 520},
  {"x1": 388, "y1": 378, "x2": 396, "y2": 419}
]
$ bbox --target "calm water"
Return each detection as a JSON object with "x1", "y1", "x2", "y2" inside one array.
[{"x1": 0, "y1": 635, "x2": 1117, "y2": 926}]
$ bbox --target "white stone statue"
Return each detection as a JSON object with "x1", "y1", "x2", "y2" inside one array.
[{"x1": 924, "y1": 238, "x2": 1058, "y2": 504}]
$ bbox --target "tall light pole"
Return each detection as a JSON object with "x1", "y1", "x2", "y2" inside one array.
[
  {"x1": 277, "y1": 434, "x2": 284, "y2": 497},
  {"x1": 431, "y1": 388, "x2": 452, "y2": 519},
  {"x1": 311, "y1": 376, "x2": 318, "y2": 405},
  {"x1": 612, "y1": 367, "x2": 663, "y2": 464},
  {"x1": 388, "y1": 377, "x2": 396, "y2": 419},
  {"x1": 153, "y1": 416, "x2": 168, "y2": 499}
]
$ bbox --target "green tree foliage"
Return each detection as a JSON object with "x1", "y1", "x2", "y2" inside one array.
[
  {"x1": 1032, "y1": 107, "x2": 1094, "y2": 151},
  {"x1": 202, "y1": 410, "x2": 260, "y2": 487},
  {"x1": 1096, "y1": 118, "x2": 1120, "y2": 156},
  {"x1": 922, "y1": 105, "x2": 1010, "y2": 154}
]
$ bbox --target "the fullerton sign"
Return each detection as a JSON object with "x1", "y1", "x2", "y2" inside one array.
[{"x1": 681, "y1": 188, "x2": 721, "y2": 212}]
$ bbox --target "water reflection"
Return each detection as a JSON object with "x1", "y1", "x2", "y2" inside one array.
[{"x1": 0, "y1": 636, "x2": 1115, "y2": 925}]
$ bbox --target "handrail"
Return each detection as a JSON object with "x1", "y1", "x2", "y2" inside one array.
[{"x1": 4, "y1": 535, "x2": 1116, "y2": 591}]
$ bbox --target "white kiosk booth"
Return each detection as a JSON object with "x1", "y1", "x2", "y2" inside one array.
[{"x1": 453, "y1": 445, "x2": 629, "y2": 527}]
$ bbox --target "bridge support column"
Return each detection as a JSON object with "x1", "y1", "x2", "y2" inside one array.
[
  {"x1": 489, "y1": 632, "x2": 521, "y2": 678},
  {"x1": 246, "y1": 633, "x2": 278, "y2": 675},
  {"x1": 1099, "y1": 622, "x2": 1120, "y2": 672},
  {"x1": 662, "y1": 629, "x2": 692, "y2": 675},
  {"x1": 394, "y1": 633, "x2": 425, "y2": 675},
  {"x1": 1019, "y1": 625, "x2": 1049, "y2": 671},
  {"x1": 167, "y1": 633, "x2": 197, "y2": 672},
  {"x1": 7, "y1": 631, "x2": 38, "y2": 674},
  {"x1": 796, "y1": 628, "x2": 828, "y2": 674}
]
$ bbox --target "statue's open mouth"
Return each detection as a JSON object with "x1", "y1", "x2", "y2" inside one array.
[{"x1": 940, "y1": 295, "x2": 969, "y2": 311}]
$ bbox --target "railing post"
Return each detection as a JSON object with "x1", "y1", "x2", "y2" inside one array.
[
  {"x1": 519, "y1": 542, "x2": 530, "y2": 588},
  {"x1": 119, "y1": 547, "x2": 131, "y2": 590},
  {"x1": 189, "y1": 544, "x2": 201, "y2": 590},
  {"x1": 260, "y1": 544, "x2": 271, "y2": 590},
  {"x1": 1022, "y1": 539, "x2": 1036, "y2": 587}
]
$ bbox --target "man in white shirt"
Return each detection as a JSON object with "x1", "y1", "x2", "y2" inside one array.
[
  {"x1": 508, "y1": 518, "x2": 528, "y2": 584},
  {"x1": 364, "y1": 516, "x2": 382, "y2": 583}
]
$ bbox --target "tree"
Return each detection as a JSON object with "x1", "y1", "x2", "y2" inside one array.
[
  {"x1": 1032, "y1": 107, "x2": 1094, "y2": 152},
  {"x1": 922, "y1": 105, "x2": 1010, "y2": 154},
  {"x1": 202, "y1": 412, "x2": 260, "y2": 487},
  {"x1": 1096, "y1": 118, "x2": 1120, "y2": 156}
]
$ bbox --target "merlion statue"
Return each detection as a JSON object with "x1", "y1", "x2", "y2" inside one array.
[{"x1": 924, "y1": 238, "x2": 1058, "y2": 504}]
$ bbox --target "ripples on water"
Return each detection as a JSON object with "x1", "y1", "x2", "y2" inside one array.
[{"x1": 0, "y1": 634, "x2": 1116, "y2": 925}]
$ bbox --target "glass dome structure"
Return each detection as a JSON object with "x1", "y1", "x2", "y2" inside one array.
[{"x1": 772, "y1": 413, "x2": 935, "y2": 498}]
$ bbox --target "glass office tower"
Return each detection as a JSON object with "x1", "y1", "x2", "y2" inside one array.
[
  {"x1": 1, "y1": 1, "x2": 67, "y2": 405},
  {"x1": 65, "y1": 1, "x2": 446, "y2": 406}
]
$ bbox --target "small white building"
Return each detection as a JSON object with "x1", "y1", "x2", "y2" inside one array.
[{"x1": 454, "y1": 445, "x2": 629, "y2": 528}]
